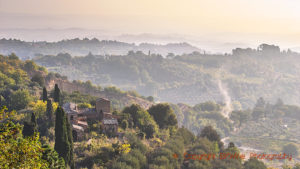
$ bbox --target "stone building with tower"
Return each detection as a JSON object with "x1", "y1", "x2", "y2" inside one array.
[
  {"x1": 62, "y1": 98, "x2": 119, "y2": 140},
  {"x1": 96, "y1": 98, "x2": 110, "y2": 115}
]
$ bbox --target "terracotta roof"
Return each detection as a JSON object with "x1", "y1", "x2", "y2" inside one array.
[
  {"x1": 72, "y1": 124, "x2": 84, "y2": 131},
  {"x1": 77, "y1": 120, "x2": 88, "y2": 126},
  {"x1": 96, "y1": 98, "x2": 110, "y2": 102}
]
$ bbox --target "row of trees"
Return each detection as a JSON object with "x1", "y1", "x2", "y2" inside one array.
[{"x1": 17, "y1": 84, "x2": 74, "y2": 168}]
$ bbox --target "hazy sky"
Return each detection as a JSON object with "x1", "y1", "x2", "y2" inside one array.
[{"x1": 1, "y1": 0, "x2": 300, "y2": 51}]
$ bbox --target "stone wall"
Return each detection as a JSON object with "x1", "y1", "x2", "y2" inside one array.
[
  {"x1": 96, "y1": 98, "x2": 111, "y2": 113},
  {"x1": 45, "y1": 76, "x2": 153, "y2": 110}
]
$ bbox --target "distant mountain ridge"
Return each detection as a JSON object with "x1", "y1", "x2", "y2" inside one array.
[{"x1": 0, "y1": 38, "x2": 201, "y2": 59}]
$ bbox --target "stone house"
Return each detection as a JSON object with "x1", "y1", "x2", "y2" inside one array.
[
  {"x1": 72, "y1": 124, "x2": 85, "y2": 141},
  {"x1": 62, "y1": 98, "x2": 119, "y2": 140},
  {"x1": 96, "y1": 98, "x2": 111, "y2": 114},
  {"x1": 102, "y1": 118, "x2": 119, "y2": 136}
]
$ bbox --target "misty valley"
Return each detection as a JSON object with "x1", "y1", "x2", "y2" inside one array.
[
  {"x1": 1, "y1": 38, "x2": 300, "y2": 169},
  {"x1": 3, "y1": 0, "x2": 300, "y2": 168}
]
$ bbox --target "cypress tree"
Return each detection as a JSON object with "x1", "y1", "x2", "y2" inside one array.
[
  {"x1": 31, "y1": 112, "x2": 37, "y2": 127},
  {"x1": 46, "y1": 99, "x2": 54, "y2": 121},
  {"x1": 22, "y1": 112, "x2": 37, "y2": 137},
  {"x1": 66, "y1": 116, "x2": 74, "y2": 169},
  {"x1": 54, "y1": 84, "x2": 60, "y2": 103},
  {"x1": 42, "y1": 87, "x2": 48, "y2": 102},
  {"x1": 54, "y1": 107, "x2": 70, "y2": 167},
  {"x1": 22, "y1": 121, "x2": 35, "y2": 137}
]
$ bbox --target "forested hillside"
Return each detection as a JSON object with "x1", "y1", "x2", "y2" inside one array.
[
  {"x1": 34, "y1": 44, "x2": 300, "y2": 109},
  {"x1": 0, "y1": 38, "x2": 201, "y2": 59},
  {"x1": 0, "y1": 53, "x2": 154, "y2": 111},
  {"x1": 0, "y1": 53, "x2": 272, "y2": 169},
  {"x1": 2, "y1": 53, "x2": 300, "y2": 168}
]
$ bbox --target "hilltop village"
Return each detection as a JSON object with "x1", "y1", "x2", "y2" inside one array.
[{"x1": 63, "y1": 98, "x2": 119, "y2": 141}]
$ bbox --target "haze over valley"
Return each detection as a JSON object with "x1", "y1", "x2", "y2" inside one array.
[{"x1": 2, "y1": 0, "x2": 300, "y2": 168}]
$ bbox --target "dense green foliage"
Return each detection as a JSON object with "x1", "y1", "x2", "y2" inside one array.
[
  {"x1": 243, "y1": 158, "x2": 267, "y2": 169},
  {"x1": 2, "y1": 53, "x2": 300, "y2": 168},
  {"x1": 54, "y1": 84, "x2": 60, "y2": 103},
  {"x1": 54, "y1": 106, "x2": 73, "y2": 168},
  {"x1": 122, "y1": 104, "x2": 159, "y2": 138},
  {"x1": 41, "y1": 144, "x2": 65, "y2": 169},
  {"x1": 0, "y1": 54, "x2": 47, "y2": 111},
  {"x1": 198, "y1": 125, "x2": 224, "y2": 150},
  {"x1": 112, "y1": 134, "x2": 147, "y2": 169},
  {"x1": 148, "y1": 103, "x2": 178, "y2": 129},
  {"x1": 66, "y1": 115, "x2": 75, "y2": 169},
  {"x1": 0, "y1": 106, "x2": 63, "y2": 168},
  {"x1": 46, "y1": 99, "x2": 54, "y2": 122},
  {"x1": 22, "y1": 112, "x2": 37, "y2": 137},
  {"x1": 61, "y1": 90, "x2": 97, "y2": 106},
  {"x1": 42, "y1": 87, "x2": 48, "y2": 102}
]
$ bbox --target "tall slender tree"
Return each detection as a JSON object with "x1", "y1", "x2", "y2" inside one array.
[
  {"x1": 31, "y1": 112, "x2": 37, "y2": 127},
  {"x1": 66, "y1": 116, "x2": 74, "y2": 169},
  {"x1": 22, "y1": 112, "x2": 37, "y2": 137},
  {"x1": 47, "y1": 99, "x2": 54, "y2": 124},
  {"x1": 54, "y1": 107, "x2": 74, "y2": 168},
  {"x1": 42, "y1": 87, "x2": 48, "y2": 102},
  {"x1": 54, "y1": 107, "x2": 70, "y2": 168},
  {"x1": 54, "y1": 84, "x2": 60, "y2": 103}
]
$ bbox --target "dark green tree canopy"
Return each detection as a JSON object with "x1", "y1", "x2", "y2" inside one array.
[
  {"x1": 22, "y1": 121, "x2": 36, "y2": 137},
  {"x1": 31, "y1": 112, "x2": 37, "y2": 126},
  {"x1": 9, "y1": 89, "x2": 32, "y2": 111},
  {"x1": 198, "y1": 125, "x2": 223, "y2": 150},
  {"x1": 8, "y1": 53, "x2": 19, "y2": 60},
  {"x1": 24, "y1": 60, "x2": 38, "y2": 72},
  {"x1": 47, "y1": 99, "x2": 54, "y2": 121},
  {"x1": 42, "y1": 87, "x2": 48, "y2": 102},
  {"x1": 198, "y1": 126, "x2": 220, "y2": 142},
  {"x1": 65, "y1": 115, "x2": 74, "y2": 169},
  {"x1": 54, "y1": 106, "x2": 73, "y2": 168},
  {"x1": 121, "y1": 120, "x2": 128, "y2": 130},
  {"x1": 148, "y1": 103, "x2": 178, "y2": 129},
  {"x1": 122, "y1": 104, "x2": 158, "y2": 138},
  {"x1": 244, "y1": 157, "x2": 267, "y2": 169},
  {"x1": 42, "y1": 144, "x2": 66, "y2": 169},
  {"x1": 22, "y1": 112, "x2": 37, "y2": 137},
  {"x1": 31, "y1": 73, "x2": 45, "y2": 86},
  {"x1": 54, "y1": 84, "x2": 61, "y2": 103}
]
